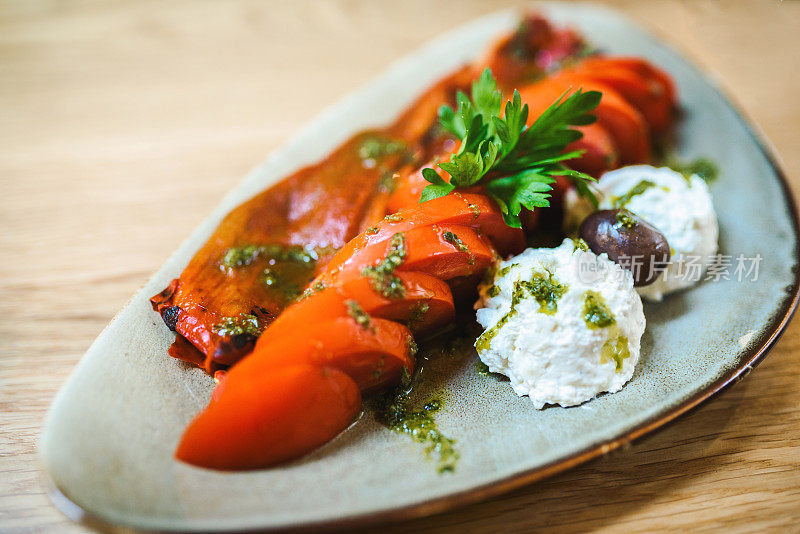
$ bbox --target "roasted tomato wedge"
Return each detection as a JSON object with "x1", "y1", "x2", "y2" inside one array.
[
  {"x1": 320, "y1": 193, "x2": 521, "y2": 284},
  {"x1": 518, "y1": 74, "x2": 651, "y2": 164},
  {"x1": 176, "y1": 364, "x2": 361, "y2": 470},
  {"x1": 398, "y1": 224, "x2": 496, "y2": 279},
  {"x1": 565, "y1": 60, "x2": 674, "y2": 134},
  {"x1": 320, "y1": 224, "x2": 496, "y2": 287},
  {"x1": 564, "y1": 122, "x2": 619, "y2": 177},
  {"x1": 387, "y1": 166, "x2": 445, "y2": 213},
  {"x1": 579, "y1": 56, "x2": 677, "y2": 109},
  {"x1": 246, "y1": 316, "x2": 414, "y2": 393},
  {"x1": 265, "y1": 272, "x2": 454, "y2": 336}
]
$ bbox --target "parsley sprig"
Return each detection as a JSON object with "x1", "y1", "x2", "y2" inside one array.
[{"x1": 420, "y1": 68, "x2": 600, "y2": 228}]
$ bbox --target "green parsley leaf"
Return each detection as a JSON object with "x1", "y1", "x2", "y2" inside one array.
[
  {"x1": 420, "y1": 69, "x2": 600, "y2": 227},
  {"x1": 420, "y1": 168, "x2": 455, "y2": 201},
  {"x1": 470, "y1": 68, "x2": 504, "y2": 124},
  {"x1": 486, "y1": 169, "x2": 555, "y2": 228}
]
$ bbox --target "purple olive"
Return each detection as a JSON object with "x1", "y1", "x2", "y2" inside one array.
[{"x1": 579, "y1": 209, "x2": 671, "y2": 287}]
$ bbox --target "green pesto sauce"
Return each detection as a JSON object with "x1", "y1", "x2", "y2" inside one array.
[
  {"x1": 615, "y1": 209, "x2": 638, "y2": 229},
  {"x1": 665, "y1": 157, "x2": 719, "y2": 184},
  {"x1": 601, "y1": 334, "x2": 630, "y2": 372},
  {"x1": 582, "y1": 292, "x2": 628, "y2": 373},
  {"x1": 299, "y1": 281, "x2": 326, "y2": 301},
  {"x1": 520, "y1": 271, "x2": 568, "y2": 315},
  {"x1": 476, "y1": 306, "x2": 516, "y2": 354},
  {"x1": 384, "y1": 213, "x2": 404, "y2": 222},
  {"x1": 262, "y1": 266, "x2": 305, "y2": 302},
  {"x1": 573, "y1": 238, "x2": 590, "y2": 252},
  {"x1": 220, "y1": 243, "x2": 336, "y2": 305},
  {"x1": 212, "y1": 313, "x2": 262, "y2": 337},
  {"x1": 408, "y1": 301, "x2": 430, "y2": 326},
  {"x1": 442, "y1": 230, "x2": 474, "y2": 265},
  {"x1": 220, "y1": 245, "x2": 262, "y2": 268},
  {"x1": 612, "y1": 180, "x2": 656, "y2": 207},
  {"x1": 496, "y1": 263, "x2": 519, "y2": 278},
  {"x1": 475, "y1": 361, "x2": 491, "y2": 376},
  {"x1": 582, "y1": 290, "x2": 616, "y2": 329},
  {"x1": 221, "y1": 244, "x2": 316, "y2": 269},
  {"x1": 375, "y1": 378, "x2": 458, "y2": 474},
  {"x1": 366, "y1": 226, "x2": 379, "y2": 235},
  {"x1": 476, "y1": 271, "x2": 567, "y2": 352},
  {"x1": 361, "y1": 232, "x2": 407, "y2": 299},
  {"x1": 486, "y1": 284, "x2": 501, "y2": 297},
  {"x1": 358, "y1": 136, "x2": 407, "y2": 161},
  {"x1": 455, "y1": 193, "x2": 482, "y2": 220},
  {"x1": 406, "y1": 335, "x2": 418, "y2": 358},
  {"x1": 473, "y1": 360, "x2": 508, "y2": 381},
  {"x1": 378, "y1": 170, "x2": 399, "y2": 194},
  {"x1": 345, "y1": 300, "x2": 373, "y2": 331}
]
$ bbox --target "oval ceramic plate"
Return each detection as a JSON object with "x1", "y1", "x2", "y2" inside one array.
[{"x1": 41, "y1": 3, "x2": 799, "y2": 532}]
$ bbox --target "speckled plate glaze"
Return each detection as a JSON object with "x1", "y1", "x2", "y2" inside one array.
[{"x1": 41, "y1": 3, "x2": 799, "y2": 532}]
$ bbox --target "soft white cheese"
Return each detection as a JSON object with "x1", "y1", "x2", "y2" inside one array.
[
  {"x1": 474, "y1": 239, "x2": 646, "y2": 409},
  {"x1": 566, "y1": 165, "x2": 719, "y2": 301}
]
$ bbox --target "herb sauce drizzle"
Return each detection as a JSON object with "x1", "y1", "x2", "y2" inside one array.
[{"x1": 361, "y1": 232, "x2": 407, "y2": 299}]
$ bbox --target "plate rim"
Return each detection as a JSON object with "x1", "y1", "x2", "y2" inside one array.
[{"x1": 40, "y1": 4, "x2": 800, "y2": 533}]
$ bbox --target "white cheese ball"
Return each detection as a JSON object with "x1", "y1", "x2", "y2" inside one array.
[
  {"x1": 566, "y1": 165, "x2": 719, "y2": 301},
  {"x1": 475, "y1": 239, "x2": 646, "y2": 409}
]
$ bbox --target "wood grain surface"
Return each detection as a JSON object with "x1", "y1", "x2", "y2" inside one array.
[{"x1": 1, "y1": 1, "x2": 799, "y2": 532}]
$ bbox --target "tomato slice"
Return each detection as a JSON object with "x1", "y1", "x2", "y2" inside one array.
[
  {"x1": 264, "y1": 271, "x2": 454, "y2": 336},
  {"x1": 399, "y1": 224, "x2": 496, "y2": 279},
  {"x1": 518, "y1": 74, "x2": 651, "y2": 164},
  {"x1": 387, "y1": 166, "x2": 442, "y2": 214},
  {"x1": 176, "y1": 364, "x2": 361, "y2": 470},
  {"x1": 245, "y1": 316, "x2": 414, "y2": 393},
  {"x1": 565, "y1": 122, "x2": 619, "y2": 177},
  {"x1": 566, "y1": 61, "x2": 674, "y2": 135},
  {"x1": 354, "y1": 273, "x2": 454, "y2": 334},
  {"x1": 579, "y1": 56, "x2": 677, "y2": 109},
  {"x1": 321, "y1": 224, "x2": 496, "y2": 288},
  {"x1": 320, "y1": 193, "x2": 521, "y2": 284}
]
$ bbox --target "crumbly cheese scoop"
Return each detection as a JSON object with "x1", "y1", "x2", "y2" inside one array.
[{"x1": 475, "y1": 239, "x2": 646, "y2": 409}]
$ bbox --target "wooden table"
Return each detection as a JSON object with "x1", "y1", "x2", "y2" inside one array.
[{"x1": 2, "y1": 1, "x2": 799, "y2": 531}]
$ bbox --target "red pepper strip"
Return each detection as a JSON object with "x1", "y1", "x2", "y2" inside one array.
[
  {"x1": 265, "y1": 271, "x2": 454, "y2": 337},
  {"x1": 517, "y1": 74, "x2": 651, "y2": 164},
  {"x1": 323, "y1": 224, "x2": 496, "y2": 287},
  {"x1": 176, "y1": 364, "x2": 361, "y2": 470},
  {"x1": 318, "y1": 193, "x2": 522, "y2": 287},
  {"x1": 245, "y1": 316, "x2": 414, "y2": 393},
  {"x1": 579, "y1": 56, "x2": 677, "y2": 111},
  {"x1": 564, "y1": 59, "x2": 676, "y2": 135},
  {"x1": 564, "y1": 122, "x2": 619, "y2": 178}
]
